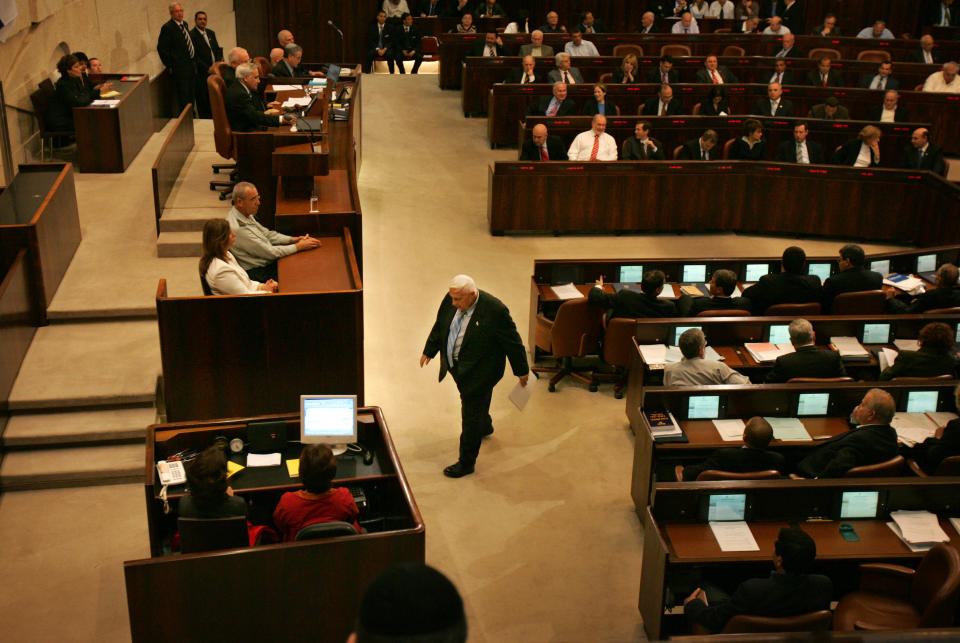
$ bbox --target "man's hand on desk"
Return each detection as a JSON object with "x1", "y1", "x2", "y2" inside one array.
[
  {"x1": 265, "y1": 108, "x2": 283, "y2": 116},
  {"x1": 259, "y1": 279, "x2": 279, "y2": 293},
  {"x1": 96, "y1": 81, "x2": 114, "y2": 94},
  {"x1": 309, "y1": 70, "x2": 325, "y2": 77},
  {"x1": 684, "y1": 588, "x2": 708, "y2": 606},
  {"x1": 419, "y1": 354, "x2": 431, "y2": 367},
  {"x1": 267, "y1": 100, "x2": 282, "y2": 109},
  {"x1": 294, "y1": 235, "x2": 322, "y2": 251}
]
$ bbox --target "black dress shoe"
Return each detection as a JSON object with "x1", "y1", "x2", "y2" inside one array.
[
  {"x1": 443, "y1": 462, "x2": 475, "y2": 478},
  {"x1": 482, "y1": 426, "x2": 494, "y2": 437}
]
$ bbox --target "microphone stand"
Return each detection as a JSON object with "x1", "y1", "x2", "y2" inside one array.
[
  {"x1": 293, "y1": 114, "x2": 317, "y2": 153},
  {"x1": 328, "y1": 20, "x2": 346, "y2": 65}
]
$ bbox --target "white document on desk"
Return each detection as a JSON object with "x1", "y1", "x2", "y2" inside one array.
[
  {"x1": 89, "y1": 99, "x2": 120, "y2": 107},
  {"x1": 508, "y1": 375, "x2": 537, "y2": 411},
  {"x1": 246, "y1": 452, "x2": 282, "y2": 467},
  {"x1": 891, "y1": 412, "x2": 937, "y2": 446},
  {"x1": 877, "y1": 347, "x2": 898, "y2": 372},
  {"x1": 890, "y1": 510, "x2": 950, "y2": 544},
  {"x1": 271, "y1": 84, "x2": 303, "y2": 91},
  {"x1": 282, "y1": 96, "x2": 311, "y2": 108},
  {"x1": 764, "y1": 417, "x2": 811, "y2": 441},
  {"x1": 638, "y1": 344, "x2": 667, "y2": 365},
  {"x1": 550, "y1": 283, "x2": 583, "y2": 300},
  {"x1": 713, "y1": 419, "x2": 746, "y2": 442},
  {"x1": 893, "y1": 338, "x2": 920, "y2": 352},
  {"x1": 658, "y1": 284, "x2": 676, "y2": 298},
  {"x1": 710, "y1": 521, "x2": 760, "y2": 552}
]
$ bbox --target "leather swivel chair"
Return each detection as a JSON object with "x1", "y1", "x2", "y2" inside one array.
[
  {"x1": 857, "y1": 50, "x2": 891, "y2": 63},
  {"x1": 591, "y1": 317, "x2": 637, "y2": 398},
  {"x1": 532, "y1": 298, "x2": 603, "y2": 392},
  {"x1": 253, "y1": 56, "x2": 272, "y2": 79},
  {"x1": 908, "y1": 455, "x2": 960, "y2": 477},
  {"x1": 722, "y1": 45, "x2": 746, "y2": 57},
  {"x1": 831, "y1": 290, "x2": 885, "y2": 314},
  {"x1": 843, "y1": 455, "x2": 904, "y2": 478},
  {"x1": 294, "y1": 521, "x2": 359, "y2": 541},
  {"x1": 660, "y1": 44, "x2": 691, "y2": 57},
  {"x1": 722, "y1": 137, "x2": 736, "y2": 160},
  {"x1": 833, "y1": 544, "x2": 960, "y2": 630},
  {"x1": 925, "y1": 307, "x2": 960, "y2": 315},
  {"x1": 612, "y1": 44, "x2": 643, "y2": 58},
  {"x1": 674, "y1": 464, "x2": 780, "y2": 482},
  {"x1": 178, "y1": 515, "x2": 248, "y2": 553},
  {"x1": 697, "y1": 309, "x2": 751, "y2": 317},
  {"x1": 690, "y1": 610, "x2": 833, "y2": 635},
  {"x1": 808, "y1": 48, "x2": 841, "y2": 60},
  {"x1": 30, "y1": 79, "x2": 74, "y2": 160},
  {"x1": 765, "y1": 302, "x2": 822, "y2": 316},
  {"x1": 207, "y1": 73, "x2": 237, "y2": 199},
  {"x1": 787, "y1": 377, "x2": 853, "y2": 383}
]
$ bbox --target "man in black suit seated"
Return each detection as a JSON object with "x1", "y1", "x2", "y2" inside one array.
[
  {"x1": 822, "y1": 244, "x2": 883, "y2": 312},
  {"x1": 587, "y1": 269, "x2": 676, "y2": 320},
  {"x1": 646, "y1": 55, "x2": 678, "y2": 84},
  {"x1": 393, "y1": 13, "x2": 424, "y2": 74},
  {"x1": 924, "y1": 1, "x2": 959, "y2": 28},
  {"x1": 743, "y1": 246, "x2": 822, "y2": 313},
  {"x1": 622, "y1": 121, "x2": 666, "y2": 160},
  {"x1": 157, "y1": 2, "x2": 197, "y2": 113},
  {"x1": 418, "y1": 0, "x2": 447, "y2": 17},
  {"x1": 680, "y1": 417, "x2": 785, "y2": 480},
  {"x1": 767, "y1": 58, "x2": 797, "y2": 86},
  {"x1": 677, "y1": 269, "x2": 751, "y2": 316},
  {"x1": 695, "y1": 55, "x2": 738, "y2": 84},
  {"x1": 775, "y1": 122, "x2": 825, "y2": 164},
  {"x1": 684, "y1": 526, "x2": 833, "y2": 633},
  {"x1": 908, "y1": 35, "x2": 943, "y2": 65},
  {"x1": 753, "y1": 81, "x2": 794, "y2": 117},
  {"x1": 225, "y1": 63, "x2": 291, "y2": 132},
  {"x1": 765, "y1": 318, "x2": 847, "y2": 383},
  {"x1": 678, "y1": 129, "x2": 719, "y2": 160},
  {"x1": 190, "y1": 10, "x2": 221, "y2": 117},
  {"x1": 910, "y1": 384, "x2": 960, "y2": 474},
  {"x1": 365, "y1": 11, "x2": 396, "y2": 73},
  {"x1": 526, "y1": 82, "x2": 578, "y2": 116},
  {"x1": 888, "y1": 263, "x2": 960, "y2": 313},
  {"x1": 469, "y1": 31, "x2": 505, "y2": 57},
  {"x1": 859, "y1": 61, "x2": 900, "y2": 91},
  {"x1": 642, "y1": 84, "x2": 684, "y2": 116},
  {"x1": 900, "y1": 127, "x2": 946, "y2": 175},
  {"x1": 796, "y1": 388, "x2": 898, "y2": 478},
  {"x1": 520, "y1": 124, "x2": 565, "y2": 160},
  {"x1": 879, "y1": 322, "x2": 958, "y2": 381},
  {"x1": 506, "y1": 56, "x2": 544, "y2": 84},
  {"x1": 576, "y1": 11, "x2": 605, "y2": 34},
  {"x1": 806, "y1": 57, "x2": 843, "y2": 88},
  {"x1": 271, "y1": 44, "x2": 312, "y2": 78},
  {"x1": 867, "y1": 90, "x2": 911, "y2": 123}
]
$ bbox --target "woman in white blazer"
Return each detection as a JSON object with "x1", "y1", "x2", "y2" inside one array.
[{"x1": 199, "y1": 218, "x2": 278, "y2": 295}]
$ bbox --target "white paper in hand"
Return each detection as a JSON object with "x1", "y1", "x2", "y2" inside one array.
[{"x1": 509, "y1": 375, "x2": 537, "y2": 411}]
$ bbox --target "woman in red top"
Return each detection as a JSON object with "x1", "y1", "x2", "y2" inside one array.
[{"x1": 273, "y1": 444, "x2": 361, "y2": 541}]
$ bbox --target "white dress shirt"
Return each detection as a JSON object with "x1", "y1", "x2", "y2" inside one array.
[
  {"x1": 382, "y1": 0, "x2": 409, "y2": 18},
  {"x1": 567, "y1": 130, "x2": 618, "y2": 161},
  {"x1": 708, "y1": 1, "x2": 735, "y2": 18},
  {"x1": 762, "y1": 25, "x2": 791, "y2": 35},
  {"x1": 564, "y1": 40, "x2": 599, "y2": 57},
  {"x1": 206, "y1": 253, "x2": 266, "y2": 295},
  {"x1": 923, "y1": 71, "x2": 960, "y2": 93},
  {"x1": 796, "y1": 141, "x2": 809, "y2": 164},
  {"x1": 854, "y1": 143, "x2": 877, "y2": 167},
  {"x1": 672, "y1": 18, "x2": 700, "y2": 34},
  {"x1": 690, "y1": 3, "x2": 710, "y2": 18},
  {"x1": 880, "y1": 107, "x2": 896, "y2": 122}
]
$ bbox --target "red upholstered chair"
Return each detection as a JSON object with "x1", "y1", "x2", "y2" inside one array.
[
  {"x1": 808, "y1": 47, "x2": 841, "y2": 60},
  {"x1": 207, "y1": 74, "x2": 236, "y2": 199},
  {"x1": 765, "y1": 302, "x2": 822, "y2": 316},
  {"x1": 925, "y1": 306, "x2": 960, "y2": 314},
  {"x1": 843, "y1": 455, "x2": 904, "y2": 478},
  {"x1": 697, "y1": 309, "x2": 751, "y2": 317},
  {"x1": 660, "y1": 44, "x2": 692, "y2": 57},
  {"x1": 831, "y1": 290, "x2": 885, "y2": 314},
  {"x1": 690, "y1": 610, "x2": 833, "y2": 635},
  {"x1": 722, "y1": 45, "x2": 746, "y2": 57},
  {"x1": 907, "y1": 455, "x2": 960, "y2": 477},
  {"x1": 598, "y1": 72, "x2": 613, "y2": 84},
  {"x1": 613, "y1": 44, "x2": 643, "y2": 58},
  {"x1": 673, "y1": 145, "x2": 684, "y2": 159},
  {"x1": 532, "y1": 298, "x2": 604, "y2": 392},
  {"x1": 857, "y1": 49, "x2": 891, "y2": 62},
  {"x1": 675, "y1": 464, "x2": 781, "y2": 482},
  {"x1": 691, "y1": 103, "x2": 702, "y2": 115},
  {"x1": 722, "y1": 137, "x2": 735, "y2": 159},
  {"x1": 833, "y1": 544, "x2": 960, "y2": 630},
  {"x1": 787, "y1": 377, "x2": 853, "y2": 383},
  {"x1": 591, "y1": 317, "x2": 637, "y2": 398},
  {"x1": 421, "y1": 36, "x2": 439, "y2": 62},
  {"x1": 253, "y1": 56, "x2": 272, "y2": 78}
]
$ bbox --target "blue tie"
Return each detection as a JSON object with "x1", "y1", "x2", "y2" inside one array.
[{"x1": 447, "y1": 311, "x2": 465, "y2": 365}]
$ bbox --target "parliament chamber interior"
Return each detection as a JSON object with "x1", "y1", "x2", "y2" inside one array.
[{"x1": 1, "y1": 0, "x2": 960, "y2": 641}]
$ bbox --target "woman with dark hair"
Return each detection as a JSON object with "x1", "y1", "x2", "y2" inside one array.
[
  {"x1": 698, "y1": 85, "x2": 730, "y2": 116},
  {"x1": 273, "y1": 444, "x2": 361, "y2": 541},
  {"x1": 47, "y1": 54, "x2": 112, "y2": 132},
  {"x1": 729, "y1": 118, "x2": 766, "y2": 160},
  {"x1": 179, "y1": 446, "x2": 248, "y2": 518},
  {"x1": 612, "y1": 53, "x2": 639, "y2": 83},
  {"x1": 199, "y1": 218, "x2": 278, "y2": 295},
  {"x1": 581, "y1": 83, "x2": 619, "y2": 116},
  {"x1": 880, "y1": 322, "x2": 958, "y2": 380}
]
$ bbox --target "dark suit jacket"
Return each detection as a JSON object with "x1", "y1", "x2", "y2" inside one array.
[
  {"x1": 646, "y1": 67, "x2": 679, "y2": 84},
  {"x1": 588, "y1": 286, "x2": 676, "y2": 320},
  {"x1": 526, "y1": 96, "x2": 579, "y2": 116},
  {"x1": 924, "y1": 2, "x2": 960, "y2": 27},
  {"x1": 777, "y1": 0, "x2": 805, "y2": 33},
  {"x1": 157, "y1": 19, "x2": 196, "y2": 70},
  {"x1": 911, "y1": 418, "x2": 960, "y2": 474},
  {"x1": 469, "y1": 41, "x2": 505, "y2": 56},
  {"x1": 681, "y1": 447, "x2": 786, "y2": 480},
  {"x1": 368, "y1": 22, "x2": 395, "y2": 52},
  {"x1": 680, "y1": 295, "x2": 752, "y2": 316},
  {"x1": 695, "y1": 67, "x2": 738, "y2": 84},
  {"x1": 729, "y1": 138, "x2": 767, "y2": 161},
  {"x1": 395, "y1": 24, "x2": 423, "y2": 52},
  {"x1": 858, "y1": 74, "x2": 900, "y2": 90},
  {"x1": 797, "y1": 424, "x2": 899, "y2": 478},
  {"x1": 686, "y1": 572, "x2": 832, "y2": 633},
  {"x1": 879, "y1": 347, "x2": 957, "y2": 381},
  {"x1": 581, "y1": 98, "x2": 618, "y2": 116},
  {"x1": 888, "y1": 285, "x2": 960, "y2": 314},
  {"x1": 417, "y1": 0, "x2": 447, "y2": 17},
  {"x1": 576, "y1": 21, "x2": 606, "y2": 33},
  {"x1": 612, "y1": 69, "x2": 641, "y2": 84},
  {"x1": 520, "y1": 135, "x2": 565, "y2": 161},
  {"x1": 808, "y1": 103, "x2": 849, "y2": 120},
  {"x1": 900, "y1": 143, "x2": 946, "y2": 175},
  {"x1": 641, "y1": 96, "x2": 683, "y2": 116},
  {"x1": 767, "y1": 70, "x2": 798, "y2": 86},
  {"x1": 774, "y1": 46, "x2": 804, "y2": 59},
  {"x1": 546, "y1": 68, "x2": 585, "y2": 84},
  {"x1": 622, "y1": 137, "x2": 666, "y2": 160},
  {"x1": 422, "y1": 290, "x2": 529, "y2": 396},
  {"x1": 908, "y1": 47, "x2": 943, "y2": 64},
  {"x1": 775, "y1": 139, "x2": 825, "y2": 164},
  {"x1": 505, "y1": 68, "x2": 545, "y2": 84},
  {"x1": 743, "y1": 272, "x2": 822, "y2": 313},
  {"x1": 765, "y1": 345, "x2": 847, "y2": 383},
  {"x1": 698, "y1": 99, "x2": 731, "y2": 116},
  {"x1": 225, "y1": 81, "x2": 277, "y2": 132},
  {"x1": 271, "y1": 60, "x2": 309, "y2": 77},
  {"x1": 753, "y1": 98, "x2": 795, "y2": 117},
  {"x1": 867, "y1": 104, "x2": 911, "y2": 122},
  {"x1": 48, "y1": 75, "x2": 99, "y2": 131},
  {"x1": 805, "y1": 69, "x2": 843, "y2": 87},
  {"x1": 822, "y1": 267, "x2": 883, "y2": 310},
  {"x1": 190, "y1": 27, "x2": 222, "y2": 68},
  {"x1": 833, "y1": 139, "x2": 879, "y2": 167},
  {"x1": 678, "y1": 138, "x2": 715, "y2": 160}
]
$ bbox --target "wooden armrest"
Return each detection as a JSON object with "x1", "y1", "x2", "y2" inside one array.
[
  {"x1": 788, "y1": 473, "x2": 805, "y2": 480},
  {"x1": 674, "y1": 464, "x2": 685, "y2": 482},
  {"x1": 854, "y1": 620, "x2": 893, "y2": 631},
  {"x1": 906, "y1": 459, "x2": 928, "y2": 477},
  {"x1": 859, "y1": 563, "x2": 915, "y2": 599},
  {"x1": 534, "y1": 314, "x2": 554, "y2": 352}
]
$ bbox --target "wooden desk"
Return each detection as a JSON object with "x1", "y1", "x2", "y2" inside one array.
[
  {"x1": 278, "y1": 229, "x2": 361, "y2": 293},
  {"x1": 74, "y1": 74, "x2": 152, "y2": 173},
  {"x1": 125, "y1": 407, "x2": 424, "y2": 643}
]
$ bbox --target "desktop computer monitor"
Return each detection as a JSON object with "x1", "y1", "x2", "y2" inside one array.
[
  {"x1": 916, "y1": 254, "x2": 937, "y2": 274},
  {"x1": 807, "y1": 263, "x2": 831, "y2": 282},
  {"x1": 767, "y1": 324, "x2": 791, "y2": 345},
  {"x1": 862, "y1": 323, "x2": 892, "y2": 345},
  {"x1": 796, "y1": 392, "x2": 830, "y2": 417},
  {"x1": 300, "y1": 395, "x2": 358, "y2": 455},
  {"x1": 619, "y1": 265, "x2": 644, "y2": 283},
  {"x1": 682, "y1": 264, "x2": 707, "y2": 283},
  {"x1": 743, "y1": 263, "x2": 769, "y2": 283},
  {"x1": 870, "y1": 259, "x2": 890, "y2": 276},
  {"x1": 704, "y1": 493, "x2": 748, "y2": 522},
  {"x1": 839, "y1": 490, "x2": 880, "y2": 519},
  {"x1": 688, "y1": 395, "x2": 722, "y2": 420},
  {"x1": 906, "y1": 390, "x2": 939, "y2": 413}
]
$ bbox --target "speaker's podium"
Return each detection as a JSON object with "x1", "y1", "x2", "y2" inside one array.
[{"x1": 273, "y1": 140, "x2": 329, "y2": 201}]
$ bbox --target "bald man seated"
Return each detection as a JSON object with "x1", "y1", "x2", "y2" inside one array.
[
  {"x1": 680, "y1": 417, "x2": 785, "y2": 481},
  {"x1": 520, "y1": 124, "x2": 565, "y2": 161}
]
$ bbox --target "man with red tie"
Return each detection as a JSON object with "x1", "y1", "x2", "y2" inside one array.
[
  {"x1": 567, "y1": 114, "x2": 617, "y2": 161},
  {"x1": 805, "y1": 57, "x2": 843, "y2": 87},
  {"x1": 520, "y1": 124, "x2": 566, "y2": 161},
  {"x1": 694, "y1": 54, "x2": 738, "y2": 84}
]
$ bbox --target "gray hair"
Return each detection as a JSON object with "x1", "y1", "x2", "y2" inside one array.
[
  {"x1": 236, "y1": 62, "x2": 258, "y2": 81},
  {"x1": 678, "y1": 328, "x2": 706, "y2": 359},
  {"x1": 227, "y1": 47, "x2": 248, "y2": 66},
  {"x1": 863, "y1": 388, "x2": 895, "y2": 424},
  {"x1": 168, "y1": 3, "x2": 182, "y2": 13},
  {"x1": 284, "y1": 43, "x2": 302, "y2": 57},
  {"x1": 944, "y1": 61, "x2": 959, "y2": 72},
  {"x1": 788, "y1": 318, "x2": 814, "y2": 346},
  {"x1": 449, "y1": 274, "x2": 478, "y2": 294},
  {"x1": 232, "y1": 181, "x2": 256, "y2": 204},
  {"x1": 555, "y1": 52, "x2": 570, "y2": 65}
]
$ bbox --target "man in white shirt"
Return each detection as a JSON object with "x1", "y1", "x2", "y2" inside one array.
[
  {"x1": 741, "y1": 17, "x2": 761, "y2": 33},
  {"x1": 664, "y1": 328, "x2": 750, "y2": 386},
  {"x1": 856, "y1": 20, "x2": 894, "y2": 39},
  {"x1": 563, "y1": 30, "x2": 598, "y2": 57},
  {"x1": 762, "y1": 16, "x2": 790, "y2": 35},
  {"x1": 708, "y1": 0, "x2": 735, "y2": 19},
  {"x1": 382, "y1": 0, "x2": 409, "y2": 19},
  {"x1": 672, "y1": 12, "x2": 700, "y2": 34},
  {"x1": 689, "y1": 0, "x2": 710, "y2": 19},
  {"x1": 868, "y1": 90, "x2": 908, "y2": 123},
  {"x1": 568, "y1": 114, "x2": 617, "y2": 161},
  {"x1": 923, "y1": 61, "x2": 960, "y2": 93}
]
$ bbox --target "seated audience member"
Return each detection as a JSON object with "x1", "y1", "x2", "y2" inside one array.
[
  {"x1": 879, "y1": 322, "x2": 957, "y2": 381},
  {"x1": 735, "y1": 0, "x2": 760, "y2": 19},
  {"x1": 419, "y1": 0, "x2": 444, "y2": 17},
  {"x1": 708, "y1": 0, "x2": 736, "y2": 19},
  {"x1": 775, "y1": 33, "x2": 803, "y2": 58},
  {"x1": 451, "y1": 0, "x2": 471, "y2": 18},
  {"x1": 678, "y1": 129, "x2": 719, "y2": 160},
  {"x1": 664, "y1": 328, "x2": 750, "y2": 386},
  {"x1": 588, "y1": 269, "x2": 676, "y2": 319},
  {"x1": 646, "y1": 55, "x2": 678, "y2": 84},
  {"x1": 923, "y1": 61, "x2": 960, "y2": 93},
  {"x1": 612, "y1": 53, "x2": 640, "y2": 84},
  {"x1": 506, "y1": 56, "x2": 543, "y2": 84},
  {"x1": 743, "y1": 246, "x2": 822, "y2": 312},
  {"x1": 272, "y1": 43, "x2": 313, "y2": 77},
  {"x1": 540, "y1": 10, "x2": 565, "y2": 32},
  {"x1": 520, "y1": 123, "x2": 565, "y2": 161},
  {"x1": 200, "y1": 219, "x2": 278, "y2": 295},
  {"x1": 469, "y1": 32, "x2": 504, "y2": 57},
  {"x1": 811, "y1": 13, "x2": 840, "y2": 36},
  {"x1": 394, "y1": 12, "x2": 424, "y2": 74},
  {"x1": 856, "y1": 19, "x2": 894, "y2": 39},
  {"x1": 582, "y1": 83, "x2": 618, "y2": 116},
  {"x1": 567, "y1": 114, "x2": 617, "y2": 161},
  {"x1": 678, "y1": 269, "x2": 751, "y2": 316},
  {"x1": 179, "y1": 445, "x2": 248, "y2": 518},
  {"x1": 269, "y1": 48, "x2": 284, "y2": 66},
  {"x1": 519, "y1": 30, "x2": 553, "y2": 58},
  {"x1": 698, "y1": 86, "x2": 731, "y2": 116},
  {"x1": 526, "y1": 82, "x2": 578, "y2": 116},
  {"x1": 834, "y1": 125, "x2": 882, "y2": 167},
  {"x1": 910, "y1": 384, "x2": 960, "y2": 475},
  {"x1": 765, "y1": 318, "x2": 847, "y2": 383},
  {"x1": 808, "y1": 96, "x2": 849, "y2": 120},
  {"x1": 768, "y1": 58, "x2": 797, "y2": 86},
  {"x1": 775, "y1": 122, "x2": 824, "y2": 164},
  {"x1": 449, "y1": 13, "x2": 476, "y2": 33},
  {"x1": 900, "y1": 127, "x2": 945, "y2": 175},
  {"x1": 642, "y1": 84, "x2": 684, "y2": 116},
  {"x1": 762, "y1": 16, "x2": 791, "y2": 35},
  {"x1": 350, "y1": 563, "x2": 467, "y2": 643},
  {"x1": 909, "y1": 35, "x2": 942, "y2": 65},
  {"x1": 223, "y1": 47, "x2": 250, "y2": 85},
  {"x1": 822, "y1": 243, "x2": 883, "y2": 311},
  {"x1": 276, "y1": 29, "x2": 294, "y2": 48},
  {"x1": 741, "y1": 16, "x2": 761, "y2": 33},
  {"x1": 779, "y1": 0, "x2": 803, "y2": 31},
  {"x1": 673, "y1": 12, "x2": 700, "y2": 34},
  {"x1": 366, "y1": 11, "x2": 396, "y2": 74},
  {"x1": 226, "y1": 182, "x2": 322, "y2": 282},
  {"x1": 689, "y1": 0, "x2": 710, "y2": 19},
  {"x1": 859, "y1": 61, "x2": 899, "y2": 91},
  {"x1": 622, "y1": 121, "x2": 666, "y2": 160},
  {"x1": 728, "y1": 119, "x2": 767, "y2": 160},
  {"x1": 925, "y1": 1, "x2": 959, "y2": 27},
  {"x1": 638, "y1": 11, "x2": 658, "y2": 34},
  {"x1": 680, "y1": 417, "x2": 785, "y2": 480},
  {"x1": 564, "y1": 30, "x2": 598, "y2": 57},
  {"x1": 477, "y1": 0, "x2": 506, "y2": 18},
  {"x1": 796, "y1": 388, "x2": 898, "y2": 478},
  {"x1": 753, "y1": 81, "x2": 794, "y2": 117},
  {"x1": 383, "y1": 0, "x2": 410, "y2": 19},
  {"x1": 225, "y1": 63, "x2": 290, "y2": 132},
  {"x1": 577, "y1": 11, "x2": 604, "y2": 33},
  {"x1": 868, "y1": 90, "x2": 910, "y2": 123},
  {"x1": 273, "y1": 444, "x2": 361, "y2": 541},
  {"x1": 547, "y1": 52, "x2": 583, "y2": 84},
  {"x1": 88, "y1": 57, "x2": 104, "y2": 74},
  {"x1": 685, "y1": 527, "x2": 832, "y2": 633},
  {"x1": 696, "y1": 54, "x2": 738, "y2": 84},
  {"x1": 806, "y1": 57, "x2": 842, "y2": 87},
  {"x1": 888, "y1": 263, "x2": 960, "y2": 313},
  {"x1": 47, "y1": 54, "x2": 108, "y2": 132}
]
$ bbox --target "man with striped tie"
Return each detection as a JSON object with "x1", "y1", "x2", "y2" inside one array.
[
  {"x1": 157, "y1": 3, "x2": 197, "y2": 113},
  {"x1": 567, "y1": 114, "x2": 617, "y2": 161}
]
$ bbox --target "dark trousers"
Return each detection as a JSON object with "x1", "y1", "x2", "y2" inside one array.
[
  {"x1": 246, "y1": 262, "x2": 278, "y2": 283},
  {"x1": 171, "y1": 64, "x2": 197, "y2": 114},
  {"x1": 364, "y1": 47, "x2": 395, "y2": 73},
  {"x1": 195, "y1": 62, "x2": 212, "y2": 118},
  {"x1": 456, "y1": 382, "x2": 494, "y2": 466},
  {"x1": 395, "y1": 52, "x2": 423, "y2": 73}
]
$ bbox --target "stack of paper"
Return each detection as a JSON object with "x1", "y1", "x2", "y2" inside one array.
[
  {"x1": 246, "y1": 452, "x2": 281, "y2": 467},
  {"x1": 709, "y1": 522, "x2": 760, "y2": 551},
  {"x1": 884, "y1": 273, "x2": 926, "y2": 296},
  {"x1": 702, "y1": 346, "x2": 725, "y2": 361},
  {"x1": 887, "y1": 510, "x2": 950, "y2": 551},
  {"x1": 744, "y1": 342, "x2": 795, "y2": 363},
  {"x1": 281, "y1": 96, "x2": 312, "y2": 108},
  {"x1": 638, "y1": 344, "x2": 682, "y2": 368},
  {"x1": 550, "y1": 283, "x2": 583, "y2": 299},
  {"x1": 927, "y1": 411, "x2": 958, "y2": 427},
  {"x1": 877, "y1": 347, "x2": 899, "y2": 372},
  {"x1": 657, "y1": 284, "x2": 676, "y2": 298},
  {"x1": 830, "y1": 336, "x2": 870, "y2": 360},
  {"x1": 764, "y1": 417, "x2": 812, "y2": 441},
  {"x1": 891, "y1": 412, "x2": 938, "y2": 446},
  {"x1": 271, "y1": 84, "x2": 303, "y2": 91},
  {"x1": 893, "y1": 339, "x2": 920, "y2": 352},
  {"x1": 89, "y1": 99, "x2": 120, "y2": 107},
  {"x1": 680, "y1": 285, "x2": 703, "y2": 296},
  {"x1": 713, "y1": 419, "x2": 745, "y2": 442}
]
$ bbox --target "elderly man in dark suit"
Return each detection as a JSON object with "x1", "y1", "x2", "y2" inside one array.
[
  {"x1": 765, "y1": 319, "x2": 847, "y2": 383},
  {"x1": 680, "y1": 417, "x2": 785, "y2": 480},
  {"x1": 695, "y1": 54, "x2": 738, "y2": 84},
  {"x1": 678, "y1": 130, "x2": 718, "y2": 160},
  {"x1": 806, "y1": 57, "x2": 843, "y2": 88},
  {"x1": 775, "y1": 122, "x2": 825, "y2": 164},
  {"x1": 752, "y1": 81, "x2": 794, "y2": 116},
  {"x1": 642, "y1": 84, "x2": 684, "y2": 116},
  {"x1": 900, "y1": 127, "x2": 946, "y2": 175},
  {"x1": 271, "y1": 43, "x2": 310, "y2": 77},
  {"x1": 743, "y1": 246, "x2": 822, "y2": 313},
  {"x1": 822, "y1": 244, "x2": 883, "y2": 311},
  {"x1": 520, "y1": 124, "x2": 565, "y2": 160},
  {"x1": 421, "y1": 275, "x2": 529, "y2": 478},
  {"x1": 867, "y1": 90, "x2": 911, "y2": 123},
  {"x1": 225, "y1": 63, "x2": 290, "y2": 132},
  {"x1": 157, "y1": 2, "x2": 197, "y2": 113},
  {"x1": 506, "y1": 56, "x2": 544, "y2": 84},
  {"x1": 908, "y1": 35, "x2": 943, "y2": 65},
  {"x1": 526, "y1": 82, "x2": 578, "y2": 116},
  {"x1": 677, "y1": 269, "x2": 751, "y2": 316},
  {"x1": 888, "y1": 263, "x2": 960, "y2": 313}
]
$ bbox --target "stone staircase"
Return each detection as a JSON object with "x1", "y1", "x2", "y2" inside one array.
[{"x1": 156, "y1": 148, "x2": 231, "y2": 257}]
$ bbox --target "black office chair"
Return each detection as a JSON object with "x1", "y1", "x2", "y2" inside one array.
[
  {"x1": 294, "y1": 520, "x2": 359, "y2": 541},
  {"x1": 178, "y1": 516, "x2": 248, "y2": 553}
]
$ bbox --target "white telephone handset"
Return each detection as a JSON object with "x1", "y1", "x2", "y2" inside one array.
[{"x1": 156, "y1": 460, "x2": 186, "y2": 486}]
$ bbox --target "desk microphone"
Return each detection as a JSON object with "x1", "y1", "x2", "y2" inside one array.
[
  {"x1": 328, "y1": 20, "x2": 346, "y2": 62},
  {"x1": 293, "y1": 115, "x2": 317, "y2": 153}
]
